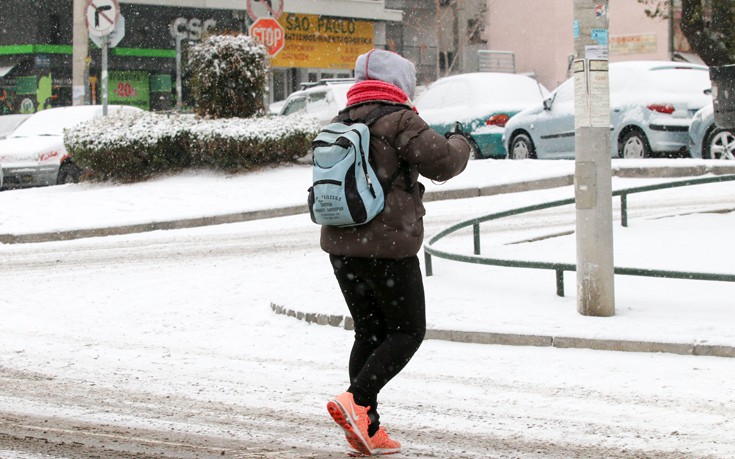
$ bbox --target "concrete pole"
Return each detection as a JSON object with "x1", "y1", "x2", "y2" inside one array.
[
  {"x1": 573, "y1": 0, "x2": 615, "y2": 317},
  {"x1": 72, "y1": 0, "x2": 88, "y2": 106}
]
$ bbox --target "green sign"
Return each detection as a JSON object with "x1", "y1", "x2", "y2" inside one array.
[
  {"x1": 109, "y1": 71, "x2": 150, "y2": 110},
  {"x1": 15, "y1": 76, "x2": 37, "y2": 95},
  {"x1": 150, "y1": 74, "x2": 172, "y2": 93}
]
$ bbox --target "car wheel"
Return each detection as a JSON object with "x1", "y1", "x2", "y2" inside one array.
[
  {"x1": 56, "y1": 161, "x2": 82, "y2": 185},
  {"x1": 509, "y1": 133, "x2": 536, "y2": 159},
  {"x1": 465, "y1": 134, "x2": 484, "y2": 160},
  {"x1": 705, "y1": 128, "x2": 735, "y2": 160},
  {"x1": 619, "y1": 130, "x2": 650, "y2": 159}
]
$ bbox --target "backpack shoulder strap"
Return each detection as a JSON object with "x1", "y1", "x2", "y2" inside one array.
[
  {"x1": 362, "y1": 104, "x2": 409, "y2": 126},
  {"x1": 336, "y1": 102, "x2": 415, "y2": 194}
]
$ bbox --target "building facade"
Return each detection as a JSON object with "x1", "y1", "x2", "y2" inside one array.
[
  {"x1": 0, "y1": 0, "x2": 698, "y2": 115},
  {"x1": 0, "y1": 0, "x2": 405, "y2": 113},
  {"x1": 484, "y1": 0, "x2": 695, "y2": 90}
]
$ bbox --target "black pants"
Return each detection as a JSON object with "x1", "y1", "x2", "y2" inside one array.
[{"x1": 329, "y1": 254, "x2": 426, "y2": 435}]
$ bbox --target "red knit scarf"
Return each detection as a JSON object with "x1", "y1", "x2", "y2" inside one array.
[{"x1": 346, "y1": 80, "x2": 417, "y2": 112}]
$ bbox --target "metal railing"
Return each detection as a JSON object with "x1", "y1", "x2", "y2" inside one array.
[{"x1": 424, "y1": 174, "x2": 735, "y2": 296}]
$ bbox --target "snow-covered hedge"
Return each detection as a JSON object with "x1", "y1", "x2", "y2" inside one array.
[
  {"x1": 65, "y1": 111, "x2": 320, "y2": 182},
  {"x1": 188, "y1": 34, "x2": 268, "y2": 118}
]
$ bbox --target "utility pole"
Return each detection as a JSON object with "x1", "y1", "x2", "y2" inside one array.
[
  {"x1": 72, "y1": 0, "x2": 89, "y2": 105},
  {"x1": 572, "y1": 0, "x2": 615, "y2": 317},
  {"x1": 434, "y1": 0, "x2": 441, "y2": 79},
  {"x1": 668, "y1": 0, "x2": 675, "y2": 60}
]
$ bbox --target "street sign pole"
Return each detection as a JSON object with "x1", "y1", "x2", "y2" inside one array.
[
  {"x1": 101, "y1": 34, "x2": 109, "y2": 116},
  {"x1": 86, "y1": 0, "x2": 120, "y2": 116},
  {"x1": 573, "y1": 0, "x2": 615, "y2": 317},
  {"x1": 175, "y1": 35, "x2": 183, "y2": 111}
]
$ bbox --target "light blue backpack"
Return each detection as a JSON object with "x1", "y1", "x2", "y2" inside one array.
[{"x1": 308, "y1": 104, "x2": 408, "y2": 227}]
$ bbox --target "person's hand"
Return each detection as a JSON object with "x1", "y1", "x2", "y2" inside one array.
[
  {"x1": 445, "y1": 121, "x2": 480, "y2": 158},
  {"x1": 444, "y1": 121, "x2": 465, "y2": 139}
]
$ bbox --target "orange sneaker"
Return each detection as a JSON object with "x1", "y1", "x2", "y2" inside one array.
[
  {"x1": 327, "y1": 392, "x2": 372, "y2": 456},
  {"x1": 369, "y1": 427, "x2": 401, "y2": 455}
]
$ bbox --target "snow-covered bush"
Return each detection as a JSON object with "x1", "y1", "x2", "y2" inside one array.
[
  {"x1": 188, "y1": 34, "x2": 268, "y2": 118},
  {"x1": 65, "y1": 111, "x2": 320, "y2": 182}
]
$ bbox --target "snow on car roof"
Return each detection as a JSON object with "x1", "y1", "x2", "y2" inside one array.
[
  {"x1": 10, "y1": 105, "x2": 142, "y2": 138},
  {"x1": 415, "y1": 72, "x2": 549, "y2": 110}
]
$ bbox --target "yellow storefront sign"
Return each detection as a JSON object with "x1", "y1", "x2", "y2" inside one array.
[{"x1": 271, "y1": 13, "x2": 374, "y2": 69}]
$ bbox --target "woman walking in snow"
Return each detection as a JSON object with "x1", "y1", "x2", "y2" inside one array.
[{"x1": 323, "y1": 48, "x2": 472, "y2": 456}]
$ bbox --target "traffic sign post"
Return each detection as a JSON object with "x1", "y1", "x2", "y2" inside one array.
[
  {"x1": 86, "y1": 0, "x2": 120, "y2": 37},
  {"x1": 572, "y1": 0, "x2": 615, "y2": 317},
  {"x1": 246, "y1": 0, "x2": 284, "y2": 21},
  {"x1": 101, "y1": 35, "x2": 109, "y2": 115},
  {"x1": 249, "y1": 17, "x2": 285, "y2": 57},
  {"x1": 86, "y1": 0, "x2": 120, "y2": 116},
  {"x1": 175, "y1": 34, "x2": 183, "y2": 111},
  {"x1": 89, "y1": 14, "x2": 124, "y2": 49}
]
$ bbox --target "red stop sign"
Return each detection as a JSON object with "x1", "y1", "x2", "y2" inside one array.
[{"x1": 249, "y1": 17, "x2": 285, "y2": 57}]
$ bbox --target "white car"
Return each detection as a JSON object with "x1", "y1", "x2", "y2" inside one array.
[
  {"x1": 504, "y1": 61, "x2": 712, "y2": 159},
  {"x1": 415, "y1": 72, "x2": 549, "y2": 159},
  {"x1": 0, "y1": 105, "x2": 143, "y2": 188},
  {"x1": 279, "y1": 79, "x2": 354, "y2": 126}
]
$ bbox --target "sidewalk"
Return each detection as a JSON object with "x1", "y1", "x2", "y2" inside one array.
[
  {"x1": 2, "y1": 159, "x2": 734, "y2": 358},
  {"x1": 1, "y1": 159, "x2": 734, "y2": 243}
]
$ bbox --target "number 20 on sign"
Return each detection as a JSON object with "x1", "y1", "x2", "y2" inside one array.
[{"x1": 249, "y1": 17, "x2": 285, "y2": 56}]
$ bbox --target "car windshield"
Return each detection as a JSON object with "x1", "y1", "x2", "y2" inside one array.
[
  {"x1": 10, "y1": 106, "x2": 103, "y2": 138},
  {"x1": 281, "y1": 96, "x2": 307, "y2": 116},
  {"x1": 0, "y1": 114, "x2": 29, "y2": 137}
]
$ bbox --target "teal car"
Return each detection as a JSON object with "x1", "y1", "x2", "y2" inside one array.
[{"x1": 414, "y1": 72, "x2": 548, "y2": 159}]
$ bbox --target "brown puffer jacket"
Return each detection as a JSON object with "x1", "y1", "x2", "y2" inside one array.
[{"x1": 320, "y1": 102, "x2": 471, "y2": 259}]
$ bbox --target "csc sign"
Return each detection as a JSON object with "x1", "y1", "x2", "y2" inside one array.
[
  {"x1": 170, "y1": 17, "x2": 217, "y2": 41},
  {"x1": 249, "y1": 17, "x2": 285, "y2": 56}
]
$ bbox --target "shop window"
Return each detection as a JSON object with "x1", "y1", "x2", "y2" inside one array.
[{"x1": 49, "y1": 14, "x2": 62, "y2": 45}]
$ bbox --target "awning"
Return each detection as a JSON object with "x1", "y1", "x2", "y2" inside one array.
[
  {"x1": 673, "y1": 52, "x2": 706, "y2": 66},
  {"x1": 0, "y1": 64, "x2": 15, "y2": 78},
  {"x1": 119, "y1": 0, "x2": 403, "y2": 22}
]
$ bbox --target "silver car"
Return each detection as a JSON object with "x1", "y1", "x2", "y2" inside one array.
[
  {"x1": 504, "y1": 61, "x2": 712, "y2": 159},
  {"x1": 688, "y1": 103, "x2": 735, "y2": 160},
  {"x1": 279, "y1": 79, "x2": 354, "y2": 126}
]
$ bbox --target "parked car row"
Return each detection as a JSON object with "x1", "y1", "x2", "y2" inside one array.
[
  {"x1": 503, "y1": 61, "x2": 716, "y2": 160},
  {"x1": 2, "y1": 61, "x2": 731, "y2": 191},
  {"x1": 277, "y1": 61, "x2": 730, "y2": 163}
]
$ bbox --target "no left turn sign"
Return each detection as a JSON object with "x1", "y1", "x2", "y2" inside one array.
[
  {"x1": 86, "y1": 0, "x2": 120, "y2": 37},
  {"x1": 246, "y1": 0, "x2": 284, "y2": 22}
]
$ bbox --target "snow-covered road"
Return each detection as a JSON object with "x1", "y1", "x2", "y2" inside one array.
[{"x1": 1, "y1": 184, "x2": 734, "y2": 457}]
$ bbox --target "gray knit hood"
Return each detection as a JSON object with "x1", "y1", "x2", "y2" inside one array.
[{"x1": 354, "y1": 49, "x2": 417, "y2": 99}]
